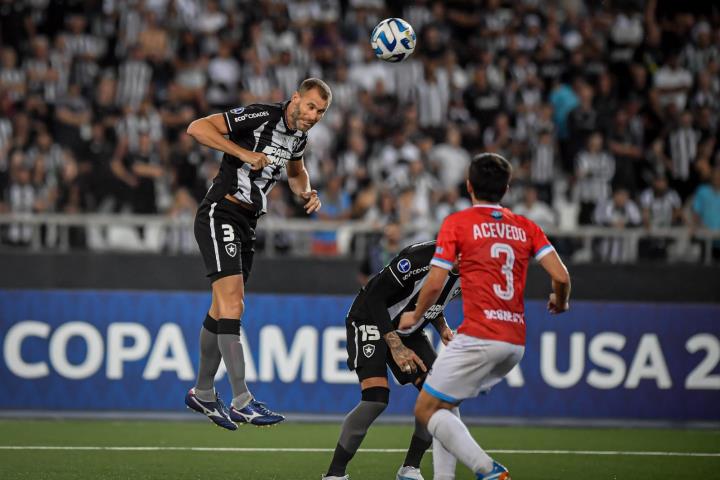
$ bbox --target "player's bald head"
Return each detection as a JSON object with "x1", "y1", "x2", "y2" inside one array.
[{"x1": 297, "y1": 78, "x2": 332, "y2": 105}]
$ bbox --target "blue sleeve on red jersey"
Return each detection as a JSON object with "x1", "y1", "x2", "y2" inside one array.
[{"x1": 431, "y1": 216, "x2": 458, "y2": 270}]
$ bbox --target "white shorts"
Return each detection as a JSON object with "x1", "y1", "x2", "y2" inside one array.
[{"x1": 423, "y1": 334, "x2": 525, "y2": 403}]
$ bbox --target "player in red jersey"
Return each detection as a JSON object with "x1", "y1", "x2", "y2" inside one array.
[{"x1": 399, "y1": 153, "x2": 571, "y2": 480}]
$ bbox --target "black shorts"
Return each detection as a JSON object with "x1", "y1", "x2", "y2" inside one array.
[
  {"x1": 194, "y1": 197, "x2": 258, "y2": 282},
  {"x1": 345, "y1": 314, "x2": 437, "y2": 385}
]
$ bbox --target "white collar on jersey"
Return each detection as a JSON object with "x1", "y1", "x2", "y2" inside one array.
[{"x1": 472, "y1": 204, "x2": 502, "y2": 209}]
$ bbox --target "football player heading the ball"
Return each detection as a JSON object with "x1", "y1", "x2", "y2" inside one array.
[
  {"x1": 183, "y1": 78, "x2": 331, "y2": 429},
  {"x1": 322, "y1": 240, "x2": 460, "y2": 480}
]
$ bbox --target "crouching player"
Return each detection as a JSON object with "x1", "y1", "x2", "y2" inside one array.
[{"x1": 323, "y1": 241, "x2": 461, "y2": 480}]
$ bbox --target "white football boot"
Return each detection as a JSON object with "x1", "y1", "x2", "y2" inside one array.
[{"x1": 396, "y1": 465, "x2": 425, "y2": 480}]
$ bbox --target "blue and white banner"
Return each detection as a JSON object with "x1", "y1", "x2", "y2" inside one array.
[{"x1": 1, "y1": 290, "x2": 718, "y2": 420}]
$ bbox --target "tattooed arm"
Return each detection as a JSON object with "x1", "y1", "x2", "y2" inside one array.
[{"x1": 383, "y1": 331, "x2": 427, "y2": 374}]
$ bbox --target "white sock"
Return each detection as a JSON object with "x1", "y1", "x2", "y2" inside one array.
[
  {"x1": 432, "y1": 407, "x2": 460, "y2": 480},
  {"x1": 427, "y1": 408, "x2": 493, "y2": 475},
  {"x1": 194, "y1": 387, "x2": 216, "y2": 402}
]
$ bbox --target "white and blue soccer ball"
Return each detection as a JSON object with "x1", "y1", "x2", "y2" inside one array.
[{"x1": 370, "y1": 18, "x2": 416, "y2": 63}]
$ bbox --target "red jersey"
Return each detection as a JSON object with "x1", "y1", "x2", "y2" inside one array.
[{"x1": 430, "y1": 204, "x2": 554, "y2": 345}]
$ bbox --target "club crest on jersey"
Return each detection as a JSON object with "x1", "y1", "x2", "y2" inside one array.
[
  {"x1": 225, "y1": 243, "x2": 237, "y2": 258},
  {"x1": 229, "y1": 107, "x2": 244, "y2": 115},
  {"x1": 363, "y1": 344, "x2": 375, "y2": 358},
  {"x1": 491, "y1": 210, "x2": 503, "y2": 220},
  {"x1": 290, "y1": 137, "x2": 300, "y2": 151},
  {"x1": 397, "y1": 259, "x2": 411, "y2": 273}
]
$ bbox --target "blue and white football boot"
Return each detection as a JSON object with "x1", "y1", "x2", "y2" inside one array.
[
  {"x1": 229, "y1": 399, "x2": 286, "y2": 426},
  {"x1": 476, "y1": 461, "x2": 510, "y2": 480},
  {"x1": 184, "y1": 388, "x2": 237, "y2": 431}
]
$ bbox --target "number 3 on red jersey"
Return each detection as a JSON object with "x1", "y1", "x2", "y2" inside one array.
[{"x1": 491, "y1": 243, "x2": 515, "y2": 300}]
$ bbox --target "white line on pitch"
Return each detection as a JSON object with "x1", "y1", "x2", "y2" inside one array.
[{"x1": 0, "y1": 446, "x2": 717, "y2": 457}]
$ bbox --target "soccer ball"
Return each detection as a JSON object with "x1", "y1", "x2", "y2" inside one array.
[{"x1": 370, "y1": 18, "x2": 416, "y2": 63}]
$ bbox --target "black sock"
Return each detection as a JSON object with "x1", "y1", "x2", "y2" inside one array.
[
  {"x1": 403, "y1": 417, "x2": 433, "y2": 468},
  {"x1": 403, "y1": 433, "x2": 433, "y2": 468},
  {"x1": 327, "y1": 444, "x2": 354, "y2": 477}
]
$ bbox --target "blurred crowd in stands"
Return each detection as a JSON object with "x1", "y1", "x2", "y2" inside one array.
[{"x1": 0, "y1": 0, "x2": 718, "y2": 262}]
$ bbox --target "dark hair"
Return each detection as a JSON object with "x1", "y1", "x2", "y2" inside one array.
[
  {"x1": 468, "y1": 153, "x2": 512, "y2": 203},
  {"x1": 298, "y1": 78, "x2": 332, "y2": 104}
]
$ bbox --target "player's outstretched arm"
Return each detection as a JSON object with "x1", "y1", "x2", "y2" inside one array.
[
  {"x1": 538, "y1": 251, "x2": 571, "y2": 314},
  {"x1": 186, "y1": 114, "x2": 269, "y2": 170},
  {"x1": 287, "y1": 159, "x2": 321, "y2": 214}
]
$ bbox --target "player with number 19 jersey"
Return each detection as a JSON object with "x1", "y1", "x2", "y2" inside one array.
[{"x1": 430, "y1": 204, "x2": 554, "y2": 346}]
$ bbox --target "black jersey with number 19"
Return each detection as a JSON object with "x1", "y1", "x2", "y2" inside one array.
[{"x1": 205, "y1": 102, "x2": 308, "y2": 215}]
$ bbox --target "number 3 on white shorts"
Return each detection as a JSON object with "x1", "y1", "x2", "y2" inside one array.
[{"x1": 491, "y1": 243, "x2": 515, "y2": 300}]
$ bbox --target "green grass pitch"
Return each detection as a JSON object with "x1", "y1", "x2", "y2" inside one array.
[{"x1": 1, "y1": 419, "x2": 718, "y2": 479}]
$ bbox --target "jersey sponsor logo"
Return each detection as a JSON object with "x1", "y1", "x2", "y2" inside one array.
[
  {"x1": 225, "y1": 243, "x2": 237, "y2": 258},
  {"x1": 261, "y1": 145, "x2": 292, "y2": 167},
  {"x1": 397, "y1": 259, "x2": 411, "y2": 273},
  {"x1": 424, "y1": 304, "x2": 444, "y2": 320},
  {"x1": 473, "y1": 222, "x2": 527, "y2": 242},
  {"x1": 362, "y1": 344, "x2": 375, "y2": 358},
  {"x1": 402, "y1": 264, "x2": 430, "y2": 281},
  {"x1": 234, "y1": 110, "x2": 270, "y2": 122},
  {"x1": 484, "y1": 309, "x2": 525, "y2": 324},
  {"x1": 491, "y1": 210, "x2": 503, "y2": 220},
  {"x1": 435, "y1": 246, "x2": 444, "y2": 254},
  {"x1": 229, "y1": 107, "x2": 245, "y2": 114}
]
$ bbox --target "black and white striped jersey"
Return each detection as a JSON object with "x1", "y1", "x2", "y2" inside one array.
[
  {"x1": 668, "y1": 127, "x2": 699, "y2": 181},
  {"x1": 116, "y1": 59, "x2": 151, "y2": 109},
  {"x1": 207, "y1": 102, "x2": 308, "y2": 214},
  {"x1": 349, "y1": 241, "x2": 461, "y2": 336}
]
